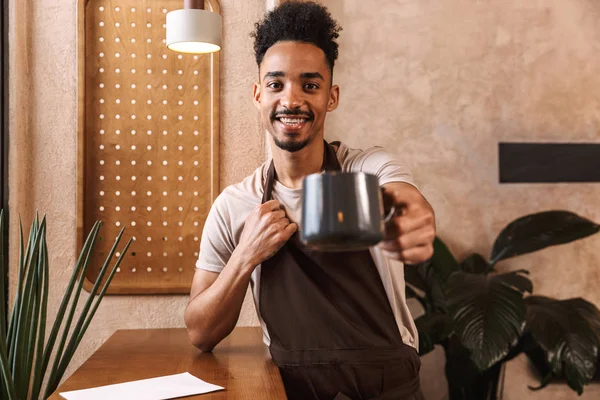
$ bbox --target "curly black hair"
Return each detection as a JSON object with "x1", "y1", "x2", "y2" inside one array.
[{"x1": 251, "y1": 1, "x2": 342, "y2": 71}]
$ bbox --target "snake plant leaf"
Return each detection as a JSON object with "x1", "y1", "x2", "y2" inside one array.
[
  {"x1": 447, "y1": 270, "x2": 530, "y2": 371},
  {"x1": 415, "y1": 312, "x2": 454, "y2": 356},
  {"x1": 525, "y1": 296, "x2": 600, "y2": 395},
  {"x1": 490, "y1": 211, "x2": 600, "y2": 265},
  {"x1": 0, "y1": 210, "x2": 6, "y2": 341}
]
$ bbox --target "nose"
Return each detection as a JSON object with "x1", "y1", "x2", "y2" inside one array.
[{"x1": 280, "y1": 84, "x2": 304, "y2": 110}]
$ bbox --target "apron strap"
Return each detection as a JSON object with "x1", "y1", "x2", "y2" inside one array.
[{"x1": 261, "y1": 140, "x2": 341, "y2": 204}]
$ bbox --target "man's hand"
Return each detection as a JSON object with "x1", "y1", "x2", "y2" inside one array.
[
  {"x1": 379, "y1": 182, "x2": 435, "y2": 264},
  {"x1": 235, "y1": 199, "x2": 297, "y2": 268}
]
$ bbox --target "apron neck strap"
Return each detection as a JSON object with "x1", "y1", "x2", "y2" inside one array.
[{"x1": 262, "y1": 140, "x2": 341, "y2": 204}]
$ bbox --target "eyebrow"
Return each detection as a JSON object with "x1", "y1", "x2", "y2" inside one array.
[{"x1": 263, "y1": 71, "x2": 325, "y2": 80}]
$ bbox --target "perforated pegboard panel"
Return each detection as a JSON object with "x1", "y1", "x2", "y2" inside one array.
[{"x1": 78, "y1": 0, "x2": 220, "y2": 294}]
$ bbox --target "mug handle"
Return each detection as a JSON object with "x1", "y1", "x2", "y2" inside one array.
[
  {"x1": 383, "y1": 206, "x2": 396, "y2": 223},
  {"x1": 380, "y1": 188, "x2": 396, "y2": 223}
]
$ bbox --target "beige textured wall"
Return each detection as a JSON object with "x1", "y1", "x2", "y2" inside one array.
[
  {"x1": 8, "y1": 0, "x2": 600, "y2": 399},
  {"x1": 320, "y1": 0, "x2": 600, "y2": 398},
  {"x1": 8, "y1": 0, "x2": 264, "y2": 381}
]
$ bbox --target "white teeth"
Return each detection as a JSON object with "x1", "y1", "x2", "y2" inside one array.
[{"x1": 280, "y1": 117, "x2": 305, "y2": 126}]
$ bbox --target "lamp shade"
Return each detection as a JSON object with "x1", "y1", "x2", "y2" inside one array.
[{"x1": 166, "y1": 9, "x2": 222, "y2": 54}]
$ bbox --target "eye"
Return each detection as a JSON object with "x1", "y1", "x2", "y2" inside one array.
[
  {"x1": 304, "y1": 83, "x2": 319, "y2": 90},
  {"x1": 267, "y1": 81, "x2": 282, "y2": 89}
]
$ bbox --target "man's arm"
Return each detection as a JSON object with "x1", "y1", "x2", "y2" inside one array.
[
  {"x1": 184, "y1": 199, "x2": 297, "y2": 352},
  {"x1": 184, "y1": 251, "x2": 256, "y2": 352},
  {"x1": 380, "y1": 182, "x2": 436, "y2": 264}
]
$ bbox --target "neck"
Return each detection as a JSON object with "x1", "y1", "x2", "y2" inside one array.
[{"x1": 271, "y1": 138, "x2": 325, "y2": 189}]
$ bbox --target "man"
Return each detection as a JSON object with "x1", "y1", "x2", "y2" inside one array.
[{"x1": 185, "y1": 2, "x2": 435, "y2": 399}]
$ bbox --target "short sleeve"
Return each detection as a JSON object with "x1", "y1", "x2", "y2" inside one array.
[
  {"x1": 195, "y1": 194, "x2": 236, "y2": 273},
  {"x1": 357, "y1": 147, "x2": 418, "y2": 188}
]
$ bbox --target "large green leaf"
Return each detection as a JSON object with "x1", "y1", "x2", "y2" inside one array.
[
  {"x1": 460, "y1": 253, "x2": 491, "y2": 274},
  {"x1": 447, "y1": 271, "x2": 531, "y2": 370},
  {"x1": 405, "y1": 262, "x2": 446, "y2": 313},
  {"x1": 490, "y1": 211, "x2": 600, "y2": 265},
  {"x1": 414, "y1": 312, "x2": 453, "y2": 356},
  {"x1": 525, "y1": 296, "x2": 599, "y2": 394},
  {"x1": 431, "y1": 237, "x2": 460, "y2": 283}
]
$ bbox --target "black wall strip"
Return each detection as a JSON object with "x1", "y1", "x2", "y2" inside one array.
[{"x1": 499, "y1": 143, "x2": 600, "y2": 183}]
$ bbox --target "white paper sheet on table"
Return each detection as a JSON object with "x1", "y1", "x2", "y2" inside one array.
[{"x1": 59, "y1": 372, "x2": 224, "y2": 400}]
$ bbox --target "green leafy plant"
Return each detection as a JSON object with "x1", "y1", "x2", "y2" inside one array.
[
  {"x1": 0, "y1": 211, "x2": 132, "y2": 399},
  {"x1": 407, "y1": 211, "x2": 600, "y2": 399}
]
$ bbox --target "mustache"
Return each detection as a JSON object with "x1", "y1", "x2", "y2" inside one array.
[{"x1": 270, "y1": 108, "x2": 314, "y2": 120}]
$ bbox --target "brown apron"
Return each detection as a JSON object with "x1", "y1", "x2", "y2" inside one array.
[{"x1": 259, "y1": 141, "x2": 424, "y2": 400}]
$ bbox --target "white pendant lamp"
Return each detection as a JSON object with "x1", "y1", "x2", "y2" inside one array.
[{"x1": 166, "y1": 0, "x2": 222, "y2": 54}]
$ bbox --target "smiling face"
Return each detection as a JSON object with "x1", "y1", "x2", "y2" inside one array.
[{"x1": 253, "y1": 41, "x2": 340, "y2": 153}]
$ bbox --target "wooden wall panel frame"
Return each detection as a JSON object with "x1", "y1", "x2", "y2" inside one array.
[{"x1": 77, "y1": 0, "x2": 220, "y2": 294}]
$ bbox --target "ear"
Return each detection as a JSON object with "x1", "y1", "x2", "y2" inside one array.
[
  {"x1": 327, "y1": 84, "x2": 340, "y2": 112},
  {"x1": 252, "y1": 82, "x2": 261, "y2": 110}
]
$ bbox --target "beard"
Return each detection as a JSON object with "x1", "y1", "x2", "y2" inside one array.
[
  {"x1": 270, "y1": 107, "x2": 315, "y2": 153},
  {"x1": 273, "y1": 135, "x2": 312, "y2": 153}
]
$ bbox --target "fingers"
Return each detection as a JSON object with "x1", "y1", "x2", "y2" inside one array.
[
  {"x1": 283, "y1": 222, "x2": 298, "y2": 237},
  {"x1": 382, "y1": 225, "x2": 435, "y2": 251},
  {"x1": 391, "y1": 211, "x2": 434, "y2": 235},
  {"x1": 263, "y1": 199, "x2": 282, "y2": 211},
  {"x1": 382, "y1": 244, "x2": 434, "y2": 264}
]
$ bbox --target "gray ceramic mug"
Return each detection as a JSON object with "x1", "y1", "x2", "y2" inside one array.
[{"x1": 300, "y1": 171, "x2": 395, "y2": 251}]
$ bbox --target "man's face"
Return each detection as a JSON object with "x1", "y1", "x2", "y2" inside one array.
[{"x1": 253, "y1": 41, "x2": 339, "y2": 153}]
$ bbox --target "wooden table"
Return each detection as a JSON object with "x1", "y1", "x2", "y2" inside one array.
[{"x1": 49, "y1": 327, "x2": 286, "y2": 399}]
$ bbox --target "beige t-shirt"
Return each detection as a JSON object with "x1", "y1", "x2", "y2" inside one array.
[{"x1": 195, "y1": 142, "x2": 419, "y2": 349}]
